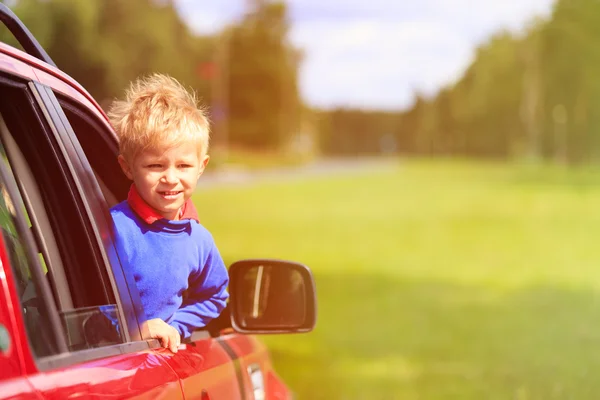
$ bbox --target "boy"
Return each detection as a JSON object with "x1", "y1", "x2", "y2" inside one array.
[{"x1": 108, "y1": 74, "x2": 228, "y2": 353}]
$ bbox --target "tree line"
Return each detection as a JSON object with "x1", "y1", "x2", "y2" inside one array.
[
  {"x1": 323, "y1": 0, "x2": 600, "y2": 164},
  {"x1": 3, "y1": 0, "x2": 599, "y2": 163}
]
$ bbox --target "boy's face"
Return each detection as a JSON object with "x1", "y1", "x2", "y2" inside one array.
[{"x1": 118, "y1": 141, "x2": 209, "y2": 220}]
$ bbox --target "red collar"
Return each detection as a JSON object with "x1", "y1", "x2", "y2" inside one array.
[{"x1": 127, "y1": 184, "x2": 199, "y2": 224}]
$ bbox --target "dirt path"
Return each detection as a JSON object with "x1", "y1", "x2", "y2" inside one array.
[{"x1": 197, "y1": 157, "x2": 399, "y2": 188}]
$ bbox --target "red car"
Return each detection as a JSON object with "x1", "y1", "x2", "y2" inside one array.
[{"x1": 0, "y1": 4, "x2": 316, "y2": 399}]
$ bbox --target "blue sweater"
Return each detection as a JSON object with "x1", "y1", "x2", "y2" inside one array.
[{"x1": 110, "y1": 201, "x2": 229, "y2": 338}]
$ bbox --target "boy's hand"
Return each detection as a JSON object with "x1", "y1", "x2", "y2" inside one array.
[{"x1": 144, "y1": 318, "x2": 181, "y2": 353}]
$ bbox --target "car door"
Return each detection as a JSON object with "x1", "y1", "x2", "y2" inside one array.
[
  {"x1": 0, "y1": 65, "x2": 184, "y2": 399},
  {"x1": 45, "y1": 72, "x2": 245, "y2": 399},
  {"x1": 156, "y1": 331, "x2": 242, "y2": 400},
  {"x1": 219, "y1": 333, "x2": 287, "y2": 400}
]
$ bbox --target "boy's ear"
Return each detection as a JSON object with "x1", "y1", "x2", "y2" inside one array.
[
  {"x1": 117, "y1": 155, "x2": 134, "y2": 180},
  {"x1": 198, "y1": 155, "x2": 210, "y2": 178}
]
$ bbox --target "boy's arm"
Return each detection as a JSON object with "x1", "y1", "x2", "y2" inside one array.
[{"x1": 168, "y1": 241, "x2": 229, "y2": 339}]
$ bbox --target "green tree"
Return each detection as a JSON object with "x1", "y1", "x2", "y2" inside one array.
[
  {"x1": 539, "y1": 0, "x2": 600, "y2": 163},
  {"x1": 225, "y1": 0, "x2": 302, "y2": 149},
  {"x1": 2, "y1": 0, "x2": 214, "y2": 107}
]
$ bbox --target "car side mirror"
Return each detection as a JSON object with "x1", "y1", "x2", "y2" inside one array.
[{"x1": 229, "y1": 259, "x2": 317, "y2": 334}]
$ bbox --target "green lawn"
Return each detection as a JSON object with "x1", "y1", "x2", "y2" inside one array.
[{"x1": 193, "y1": 159, "x2": 600, "y2": 399}]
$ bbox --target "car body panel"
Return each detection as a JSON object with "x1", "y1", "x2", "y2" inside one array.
[
  {"x1": 0, "y1": 378, "x2": 40, "y2": 400},
  {"x1": 222, "y1": 334, "x2": 292, "y2": 400},
  {"x1": 27, "y1": 350, "x2": 184, "y2": 399},
  {"x1": 32, "y1": 67, "x2": 115, "y2": 139},
  {"x1": 156, "y1": 335, "x2": 242, "y2": 400},
  {"x1": 0, "y1": 227, "x2": 37, "y2": 378},
  {"x1": 0, "y1": 42, "x2": 110, "y2": 129},
  {"x1": 0, "y1": 44, "x2": 37, "y2": 81}
]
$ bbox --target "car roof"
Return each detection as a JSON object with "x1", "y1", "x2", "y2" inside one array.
[{"x1": 0, "y1": 41, "x2": 115, "y2": 138}]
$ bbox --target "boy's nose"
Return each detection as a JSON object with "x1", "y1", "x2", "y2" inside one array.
[{"x1": 162, "y1": 168, "x2": 178, "y2": 184}]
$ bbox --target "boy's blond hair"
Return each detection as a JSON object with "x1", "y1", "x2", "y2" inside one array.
[{"x1": 108, "y1": 74, "x2": 210, "y2": 161}]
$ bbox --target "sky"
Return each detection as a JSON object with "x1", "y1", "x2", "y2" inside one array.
[{"x1": 174, "y1": 0, "x2": 555, "y2": 110}]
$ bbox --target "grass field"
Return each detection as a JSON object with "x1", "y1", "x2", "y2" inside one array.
[{"x1": 192, "y1": 159, "x2": 600, "y2": 399}]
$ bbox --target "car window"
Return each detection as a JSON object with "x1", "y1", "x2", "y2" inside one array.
[
  {"x1": 0, "y1": 78, "x2": 125, "y2": 360},
  {"x1": 0, "y1": 163, "x2": 56, "y2": 358}
]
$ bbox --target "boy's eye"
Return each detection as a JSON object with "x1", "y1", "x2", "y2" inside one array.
[
  {"x1": 147, "y1": 164, "x2": 162, "y2": 168},
  {"x1": 179, "y1": 164, "x2": 193, "y2": 168}
]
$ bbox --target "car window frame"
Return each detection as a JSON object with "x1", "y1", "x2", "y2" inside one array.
[
  {"x1": 0, "y1": 109, "x2": 74, "y2": 313},
  {"x1": 0, "y1": 109, "x2": 66, "y2": 357},
  {"x1": 1, "y1": 82, "x2": 115, "y2": 314},
  {"x1": 0, "y1": 72, "x2": 161, "y2": 370}
]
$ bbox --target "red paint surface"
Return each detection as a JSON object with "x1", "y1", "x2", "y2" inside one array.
[
  {"x1": 0, "y1": 377, "x2": 40, "y2": 400},
  {"x1": 157, "y1": 337, "x2": 241, "y2": 399},
  {"x1": 0, "y1": 44, "x2": 37, "y2": 81},
  {"x1": 0, "y1": 43, "x2": 112, "y2": 129},
  {"x1": 222, "y1": 334, "x2": 292, "y2": 400},
  {"x1": 28, "y1": 350, "x2": 183, "y2": 399},
  {"x1": 0, "y1": 228, "x2": 37, "y2": 379}
]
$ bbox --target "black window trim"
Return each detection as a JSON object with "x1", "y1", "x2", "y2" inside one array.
[
  {"x1": 0, "y1": 114, "x2": 74, "y2": 312},
  {"x1": 0, "y1": 130, "x2": 67, "y2": 355},
  {"x1": 0, "y1": 72, "x2": 70, "y2": 356},
  {"x1": 30, "y1": 83, "x2": 116, "y2": 303}
]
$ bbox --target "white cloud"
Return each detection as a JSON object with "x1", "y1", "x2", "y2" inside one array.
[
  {"x1": 175, "y1": 0, "x2": 555, "y2": 109},
  {"x1": 174, "y1": 0, "x2": 245, "y2": 34},
  {"x1": 289, "y1": 0, "x2": 554, "y2": 109},
  {"x1": 293, "y1": 18, "x2": 472, "y2": 109}
]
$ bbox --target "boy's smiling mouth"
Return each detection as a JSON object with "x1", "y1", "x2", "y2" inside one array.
[{"x1": 159, "y1": 190, "x2": 183, "y2": 200}]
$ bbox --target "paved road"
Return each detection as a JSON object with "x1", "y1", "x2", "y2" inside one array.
[{"x1": 197, "y1": 157, "x2": 399, "y2": 188}]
